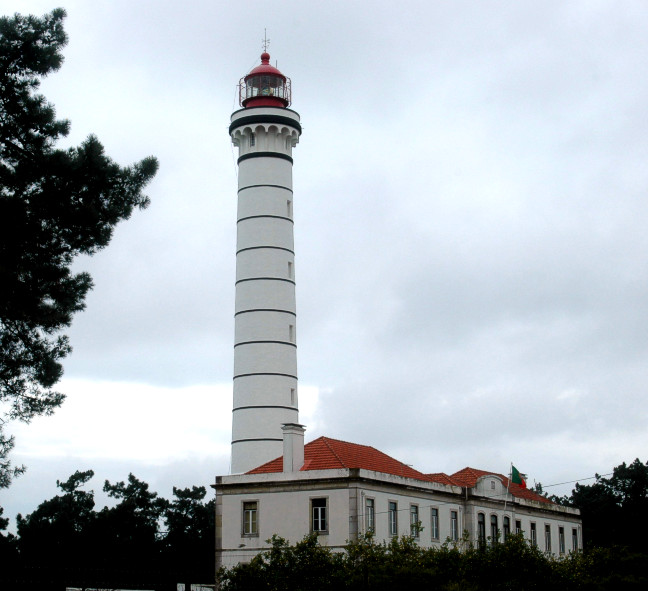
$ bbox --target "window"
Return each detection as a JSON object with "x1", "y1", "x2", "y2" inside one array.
[
  {"x1": 503, "y1": 516, "x2": 511, "y2": 540},
  {"x1": 515, "y1": 519, "x2": 522, "y2": 535},
  {"x1": 289, "y1": 324, "x2": 294, "y2": 341},
  {"x1": 290, "y1": 388, "x2": 296, "y2": 406},
  {"x1": 287, "y1": 199, "x2": 292, "y2": 217},
  {"x1": 490, "y1": 515, "x2": 498, "y2": 544},
  {"x1": 431, "y1": 508, "x2": 439, "y2": 540},
  {"x1": 545, "y1": 524, "x2": 551, "y2": 553},
  {"x1": 559, "y1": 526, "x2": 565, "y2": 554},
  {"x1": 530, "y1": 522, "x2": 537, "y2": 546},
  {"x1": 288, "y1": 261, "x2": 293, "y2": 279},
  {"x1": 490, "y1": 480, "x2": 496, "y2": 490},
  {"x1": 388, "y1": 501, "x2": 398, "y2": 536},
  {"x1": 242, "y1": 501, "x2": 258, "y2": 536},
  {"x1": 572, "y1": 528, "x2": 578, "y2": 551},
  {"x1": 311, "y1": 498, "x2": 328, "y2": 533},
  {"x1": 365, "y1": 498, "x2": 375, "y2": 533},
  {"x1": 477, "y1": 513, "x2": 486, "y2": 547},
  {"x1": 410, "y1": 505, "x2": 419, "y2": 538},
  {"x1": 451, "y1": 510, "x2": 459, "y2": 542},
  {"x1": 249, "y1": 132, "x2": 255, "y2": 147}
]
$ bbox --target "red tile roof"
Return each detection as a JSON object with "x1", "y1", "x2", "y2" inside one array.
[
  {"x1": 246, "y1": 436, "x2": 553, "y2": 505},
  {"x1": 450, "y1": 467, "x2": 553, "y2": 504},
  {"x1": 425, "y1": 472, "x2": 459, "y2": 486},
  {"x1": 247, "y1": 436, "x2": 428, "y2": 480}
]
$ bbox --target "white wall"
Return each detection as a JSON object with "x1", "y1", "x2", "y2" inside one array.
[{"x1": 216, "y1": 469, "x2": 582, "y2": 569}]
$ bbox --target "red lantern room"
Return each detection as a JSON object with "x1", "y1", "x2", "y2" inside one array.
[{"x1": 239, "y1": 52, "x2": 291, "y2": 108}]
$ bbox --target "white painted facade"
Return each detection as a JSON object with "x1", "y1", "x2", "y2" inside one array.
[
  {"x1": 229, "y1": 105, "x2": 301, "y2": 474},
  {"x1": 215, "y1": 468, "x2": 582, "y2": 569}
]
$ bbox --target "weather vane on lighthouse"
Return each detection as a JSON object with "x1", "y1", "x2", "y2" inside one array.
[{"x1": 262, "y1": 29, "x2": 270, "y2": 53}]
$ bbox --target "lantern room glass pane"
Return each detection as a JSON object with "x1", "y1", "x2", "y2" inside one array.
[{"x1": 246, "y1": 75, "x2": 286, "y2": 99}]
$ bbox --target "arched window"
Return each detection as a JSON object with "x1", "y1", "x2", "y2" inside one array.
[
  {"x1": 490, "y1": 514, "x2": 499, "y2": 544},
  {"x1": 477, "y1": 513, "x2": 486, "y2": 547}
]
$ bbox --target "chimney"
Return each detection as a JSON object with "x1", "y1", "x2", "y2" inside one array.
[{"x1": 282, "y1": 423, "x2": 306, "y2": 472}]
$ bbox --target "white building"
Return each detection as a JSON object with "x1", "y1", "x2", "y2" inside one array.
[
  {"x1": 215, "y1": 52, "x2": 581, "y2": 570},
  {"x1": 215, "y1": 436, "x2": 582, "y2": 569}
]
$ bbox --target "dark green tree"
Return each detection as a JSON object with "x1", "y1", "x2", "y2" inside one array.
[
  {"x1": 0, "y1": 505, "x2": 17, "y2": 555},
  {"x1": 0, "y1": 8, "x2": 158, "y2": 486},
  {"x1": 569, "y1": 458, "x2": 648, "y2": 551},
  {"x1": 12, "y1": 470, "x2": 96, "y2": 588},
  {"x1": 99, "y1": 473, "x2": 168, "y2": 548},
  {"x1": 90, "y1": 472, "x2": 169, "y2": 584},
  {"x1": 163, "y1": 485, "x2": 215, "y2": 586},
  {"x1": 16, "y1": 469, "x2": 96, "y2": 557},
  {"x1": 218, "y1": 533, "x2": 346, "y2": 591}
]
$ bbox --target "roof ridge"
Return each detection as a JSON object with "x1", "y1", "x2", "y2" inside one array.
[
  {"x1": 321, "y1": 436, "x2": 346, "y2": 468},
  {"x1": 310, "y1": 434, "x2": 368, "y2": 448}
]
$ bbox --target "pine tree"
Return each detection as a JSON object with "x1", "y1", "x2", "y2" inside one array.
[{"x1": 0, "y1": 8, "x2": 158, "y2": 486}]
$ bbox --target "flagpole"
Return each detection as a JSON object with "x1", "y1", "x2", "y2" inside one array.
[{"x1": 504, "y1": 462, "x2": 512, "y2": 512}]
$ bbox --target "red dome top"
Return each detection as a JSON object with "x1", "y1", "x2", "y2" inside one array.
[
  {"x1": 240, "y1": 52, "x2": 291, "y2": 108},
  {"x1": 245, "y1": 52, "x2": 286, "y2": 82}
]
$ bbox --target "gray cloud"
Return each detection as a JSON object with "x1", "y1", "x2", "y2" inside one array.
[{"x1": 4, "y1": 0, "x2": 648, "y2": 523}]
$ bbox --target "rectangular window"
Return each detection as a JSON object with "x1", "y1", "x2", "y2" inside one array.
[
  {"x1": 431, "y1": 508, "x2": 439, "y2": 540},
  {"x1": 290, "y1": 388, "x2": 296, "y2": 406},
  {"x1": 451, "y1": 510, "x2": 459, "y2": 542},
  {"x1": 288, "y1": 261, "x2": 293, "y2": 279},
  {"x1": 289, "y1": 324, "x2": 294, "y2": 342},
  {"x1": 559, "y1": 526, "x2": 565, "y2": 554},
  {"x1": 410, "y1": 505, "x2": 419, "y2": 538},
  {"x1": 365, "y1": 498, "x2": 375, "y2": 533},
  {"x1": 530, "y1": 522, "x2": 537, "y2": 546},
  {"x1": 388, "y1": 501, "x2": 398, "y2": 536},
  {"x1": 287, "y1": 199, "x2": 292, "y2": 217},
  {"x1": 515, "y1": 519, "x2": 522, "y2": 535},
  {"x1": 311, "y1": 498, "x2": 328, "y2": 533},
  {"x1": 249, "y1": 132, "x2": 255, "y2": 147},
  {"x1": 242, "y1": 501, "x2": 258, "y2": 536},
  {"x1": 572, "y1": 528, "x2": 578, "y2": 551},
  {"x1": 545, "y1": 524, "x2": 551, "y2": 553}
]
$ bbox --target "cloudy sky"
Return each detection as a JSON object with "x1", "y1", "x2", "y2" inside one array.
[{"x1": 2, "y1": 0, "x2": 648, "y2": 526}]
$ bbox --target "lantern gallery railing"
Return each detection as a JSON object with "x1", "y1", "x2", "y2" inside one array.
[{"x1": 239, "y1": 75, "x2": 291, "y2": 106}]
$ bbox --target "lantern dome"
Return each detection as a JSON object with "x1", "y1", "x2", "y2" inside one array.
[{"x1": 239, "y1": 52, "x2": 291, "y2": 108}]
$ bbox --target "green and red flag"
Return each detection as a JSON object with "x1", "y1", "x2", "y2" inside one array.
[{"x1": 511, "y1": 465, "x2": 527, "y2": 488}]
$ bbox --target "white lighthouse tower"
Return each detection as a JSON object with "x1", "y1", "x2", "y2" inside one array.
[{"x1": 229, "y1": 52, "x2": 302, "y2": 474}]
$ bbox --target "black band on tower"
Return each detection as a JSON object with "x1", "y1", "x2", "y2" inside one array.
[
  {"x1": 238, "y1": 184, "x2": 293, "y2": 193},
  {"x1": 237, "y1": 246, "x2": 295, "y2": 255},
  {"x1": 237, "y1": 214, "x2": 293, "y2": 224},
  {"x1": 238, "y1": 152, "x2": 293, "y2": 164},
  {"x1": 233, "y1": 405, "x2": 297, "y2": 412},
  {"x1": 234, "y1": 340, "x2": 297, "y2": 348},
  {"x1": 229, "y1": 114, "x2": 302, "y2": 135},
  {"x1": 231, "y1": 437, "x2": 283, "y2": 444},
  {"x1": 234, "y1": 372, "x2": 297, "y2": 380},
  {"x1": 235, "y1": 277, "x2": 296, "y2": 285},
  {"x1": 234, "y1": 308, "x2": 296, "y2": 317}
]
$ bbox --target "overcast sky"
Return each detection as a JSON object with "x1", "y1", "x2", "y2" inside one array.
[{"x1": 2, "y1": 0, "x2": 648, "y2": 527}]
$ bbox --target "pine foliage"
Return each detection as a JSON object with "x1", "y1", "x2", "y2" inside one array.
[{"x1": 0, "y1": 8, "x2": 158, "y2": 486}]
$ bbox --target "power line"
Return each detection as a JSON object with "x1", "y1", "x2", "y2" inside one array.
[{"x1": 539, "y1": 472, "x2": 613, "y2": 490}]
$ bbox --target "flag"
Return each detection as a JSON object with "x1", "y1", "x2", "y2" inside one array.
[{"x1": 511, "y1": 465, "x2": 527, "y2": 488}]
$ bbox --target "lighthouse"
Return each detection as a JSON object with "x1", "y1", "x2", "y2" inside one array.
[{"x1": 229, "y1": 52, "x2": 302, "y2": 474}]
